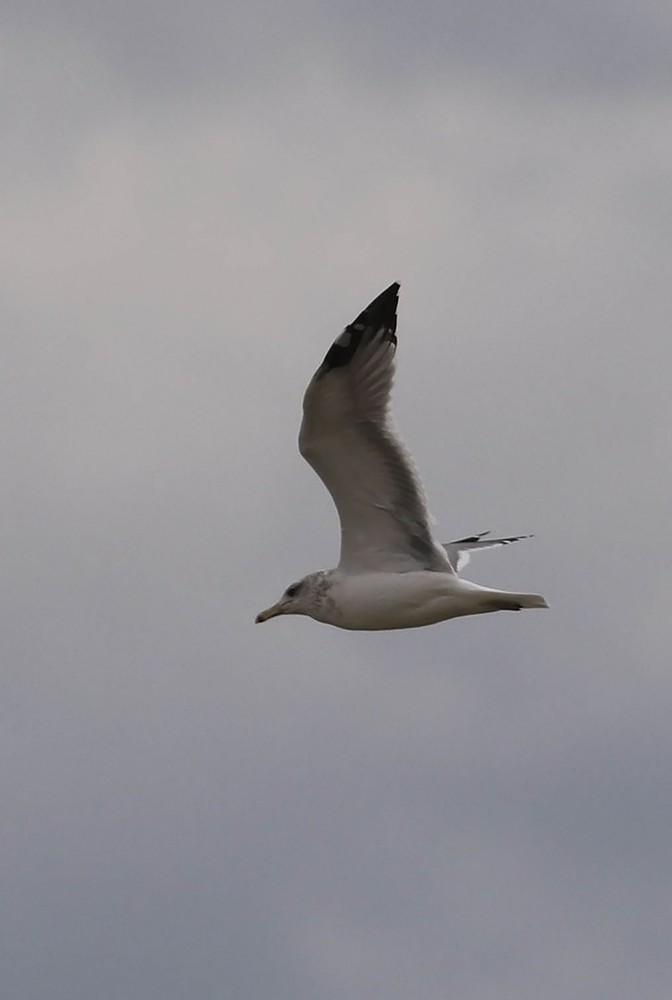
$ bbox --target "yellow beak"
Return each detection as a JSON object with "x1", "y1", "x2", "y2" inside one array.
[{"x1": 255, "y1": 600, "x2": 288, "y2": 623}]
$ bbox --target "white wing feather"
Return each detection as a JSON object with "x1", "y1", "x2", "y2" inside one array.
[{"x1": 299, "y1": 283, "x2": 453, "y2": 575}]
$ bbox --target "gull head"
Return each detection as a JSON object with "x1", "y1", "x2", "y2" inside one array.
[{"x1": 255, "y1": 572, "x2": 331, "y2": 624}]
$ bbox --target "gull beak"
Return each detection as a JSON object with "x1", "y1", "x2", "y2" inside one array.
[{"x1": 255, "y1": 600, "x2": 288, "y2": 623}]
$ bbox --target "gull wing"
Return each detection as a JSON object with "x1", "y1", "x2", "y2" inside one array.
[
  {"x1": 299, "y1": 283, "x2": 453, "y2": 575},
  {"x1": 442, "y1": 531, "x2": 531, "y2": 572}
]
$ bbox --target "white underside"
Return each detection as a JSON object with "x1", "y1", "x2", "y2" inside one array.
[{"x1": 316, "y1": 571, "x2": 547, "y2": 631}]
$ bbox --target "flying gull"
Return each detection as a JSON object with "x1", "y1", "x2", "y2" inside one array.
[{"x1": 256, "y1": 283, "x2": 548, "y2": 630}]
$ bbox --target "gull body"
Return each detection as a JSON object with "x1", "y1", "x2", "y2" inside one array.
[{"x1": 256, "y1": 283, "x2": 548, "y2": 631}]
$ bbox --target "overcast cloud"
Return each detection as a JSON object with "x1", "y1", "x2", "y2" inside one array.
[{"x1": 2, "y1": 2, "x2": 672, "y2": 998}]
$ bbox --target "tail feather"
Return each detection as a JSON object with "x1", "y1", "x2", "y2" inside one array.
[{"x1": 497, "y1": 592, "x2": 549, "y2": 611}]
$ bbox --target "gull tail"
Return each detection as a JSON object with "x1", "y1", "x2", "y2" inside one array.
[
  {"x1": 459, "y1": 580, "x2": 549, "y2": 613},
  {"x1": 495, "y1": 591, "x2": 549, "y2": 611}
]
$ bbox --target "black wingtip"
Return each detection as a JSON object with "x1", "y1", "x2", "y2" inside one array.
[
  {"x1": 352, "y1": 282, "x2": 400, "y2": 332},
  {"x1": 317, "y1": 283, "x2": 400, "y2": 377}
]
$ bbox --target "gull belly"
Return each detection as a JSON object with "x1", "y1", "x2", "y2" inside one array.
[{"x1": 319, "y1": 572, "x2": 506, "y2": 631}]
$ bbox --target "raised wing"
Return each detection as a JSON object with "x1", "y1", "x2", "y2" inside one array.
[
  {"x1": 442, "y1": 531, "x2": 531, "y2": 572},
  {"x1": 299, "y1": 283, "x2": 453, "y2": 575}
]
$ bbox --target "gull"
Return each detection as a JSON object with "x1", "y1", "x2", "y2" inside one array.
[{"x1": 256, "y1": 283, "x2": 548, "y2": 630}]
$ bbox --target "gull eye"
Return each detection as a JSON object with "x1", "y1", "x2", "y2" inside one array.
[{"x1": 285, "y1": 582, "x2": 302, "y2": 598}]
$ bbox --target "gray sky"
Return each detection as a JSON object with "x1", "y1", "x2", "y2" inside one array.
[{"x1": 3, "y1": 2, "x2": 672, "y2": 998}]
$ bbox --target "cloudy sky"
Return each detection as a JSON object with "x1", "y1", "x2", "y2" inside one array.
[{"x1": 3, "y1": 2, "x2": 672, "y2": 997}]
